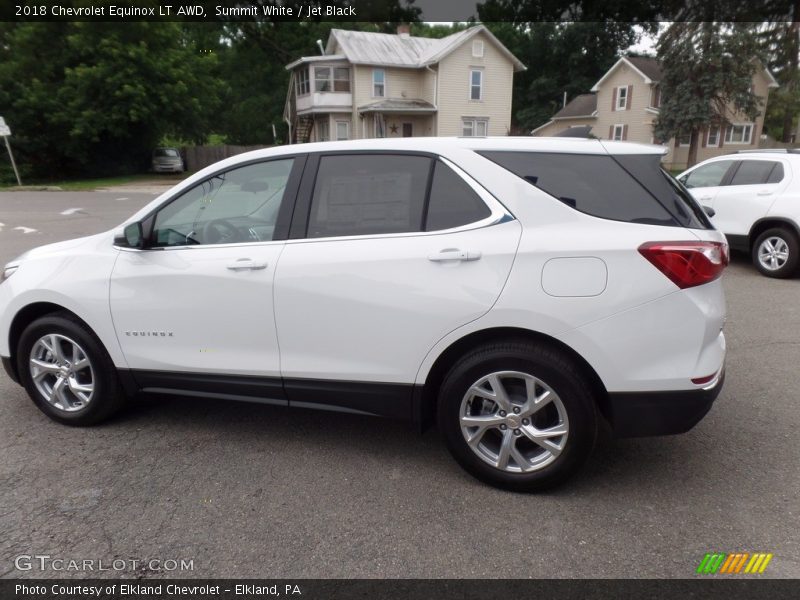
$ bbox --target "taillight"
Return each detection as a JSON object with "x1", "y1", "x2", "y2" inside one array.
[{"x1": 638, "y1": 241, "x2": 729, "y2": 289}]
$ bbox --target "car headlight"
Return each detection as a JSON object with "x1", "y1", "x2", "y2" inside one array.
[{"x1": 1, "y1": 265, "x2": 19, "y2": 283}]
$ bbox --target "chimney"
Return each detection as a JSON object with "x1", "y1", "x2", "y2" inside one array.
[{"x1": 397, "y1": 24, "x2": 410, "y2": 38}]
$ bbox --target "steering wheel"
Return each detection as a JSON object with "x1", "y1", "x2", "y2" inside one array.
[{"x1": 201, "y1": 218, "x2": 241, "y2": 244}]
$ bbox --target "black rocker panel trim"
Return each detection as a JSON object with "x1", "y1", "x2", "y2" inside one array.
[
  {"x1": 130, "y1": 369, "x2": 287, "y2": 405},
  {"x1": 283, "y1": 378, "x2": 414, "y2": 420},
  {"x1": 125, "y1": 370, "x2": 416, "y2": 420}
]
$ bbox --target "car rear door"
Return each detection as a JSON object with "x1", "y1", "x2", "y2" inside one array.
[
  {"x1": 272, "y1": 152, "x2": 521, "y2": 417},
  {"x1": 709, "y1": 159, "x2": 789, "y2": 235}
]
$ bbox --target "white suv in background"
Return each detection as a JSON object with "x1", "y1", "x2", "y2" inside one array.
[
  {"x1": 0, "y1": 138, "x2": 728, "y2": 491},
  {"x1": 679, "y1": 150, "x2": 800, "y2": 277}
]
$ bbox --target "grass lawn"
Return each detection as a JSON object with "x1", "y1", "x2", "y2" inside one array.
[{"x1": 0, "y1": 173, "x2": 183, "y2": 191}]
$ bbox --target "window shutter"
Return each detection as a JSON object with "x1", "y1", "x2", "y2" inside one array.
[
  {"x1": 626, "y1": 85, "x2": 632, "y2": 110},
  {"x1": 609, "y1": 125, "x2": 614, "y2": 139},
  {"x1": 623, "y1": 124, "x2": 628, "y2": 140},
  {"x1": 701, "y1": 128, "x2": 707, "y2": 148},
  {"x1": 719, "y1": 126, "x2": 725, "y2": 148},
  {"x1": 612, "y1": 88, "x2": 617, "y2": 111}
]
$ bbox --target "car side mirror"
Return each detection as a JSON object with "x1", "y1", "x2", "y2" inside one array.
[
  {"x1": 702, "y1": 205, "x2": 715, "y2": 218},
  {"x1": 114, "y1": 222, "x2": 145, "y2": 249}
]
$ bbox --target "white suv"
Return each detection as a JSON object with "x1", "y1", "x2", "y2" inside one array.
[
  {"x1": 678, "y1": 150, "x2": 800, "y2": 277},
  {"x1": 0, "y1": 138, "x2": 728, "y2": 491}
]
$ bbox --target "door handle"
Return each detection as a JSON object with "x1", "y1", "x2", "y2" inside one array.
[
  {"x1": 226, "y1": 258, "x2": 268, "y2": 271},
  {"x1": 756, "y1": 189, "x2": 773, "y2": 197},
  {"x1": 428, "y1": 249, "x2": 482, "y2": 262}
]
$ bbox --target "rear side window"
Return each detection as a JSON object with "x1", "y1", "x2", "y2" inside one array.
[
  {"x1": 479, "y1": 151, "x2": 711, "y2": 229},
  {"x1": 730, "y1": 160, "x2": 782, "y2": 185},
  {"x1": 767, "y1": 162, "x2": 785, "y2": 183},
  {"x1": 307, "y1": 154, "x2": 431, "y2": 238},
  {"x1": 425, "y1": 161, "x2": 491, "y2": 231}
]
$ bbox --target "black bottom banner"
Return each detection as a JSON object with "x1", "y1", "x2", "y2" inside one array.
[{"x1": 2, "y1": 579, "x2": 799, "y2": 600}]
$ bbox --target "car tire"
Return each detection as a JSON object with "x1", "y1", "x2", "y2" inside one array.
[
  {"x1": 752, "y1": 227, "x2": 800, "y2": 278},
  {"x1": 17, "y1": 313, "x2": 127, "y2": 426},
  {"x1": 437, "y1": 341, "x2": 598, "y2": 492}
]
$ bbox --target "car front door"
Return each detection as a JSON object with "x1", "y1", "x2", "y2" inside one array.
[
  {"x1": 110, "y1": 156, "x2": 304, "y2": 400},
  {"x1": 679, "y1": 159, "x2": 737, "y2": 216},
  {"x1": 273, "y1": 152, "x2": 521, "y2": 417},
  {"x1": 708, "y1": 159, "x2": 789, "y2": 236}
]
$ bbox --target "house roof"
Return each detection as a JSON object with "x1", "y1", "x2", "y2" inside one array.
[
  {"x1": 591, "y1": 56, "x2": 661, "y2": 91},
  {"x1": 358, "y1": 99, "x2": 437, "y2": 113},
  {"x1": 591, "y1": 55, "x2": 778, "y2": 91},
  {"x1": 284, "y1": 54, "x2": 347, "y2": 70},
  {"x1": 553, "y1": 94, "x2": 597, "y2": 119},
  {"x1": 320, "y1": 25, "x2": 526, "y2": 71},
  {"x1": 625, "y1": 56, "x2": 663, "y2": 82}
]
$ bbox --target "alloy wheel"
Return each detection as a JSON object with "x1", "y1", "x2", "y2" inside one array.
[
  {"x1": 29, "y1": 334, "x2": 95, "y2": 412},
  {"x1": 459, "y1": 371, "x2": 569, "y2": 473},
  {"x1": 757, "y1": 236, "x2": 790, "y2": 271}
]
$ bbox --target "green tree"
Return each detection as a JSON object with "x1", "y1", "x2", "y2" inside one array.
[
  {"x1": 654, "y1": 22, "x2": 762, "y2": 167},
  {"x1": 0, "y1": 21, "x2": 222, "y2": 177}
]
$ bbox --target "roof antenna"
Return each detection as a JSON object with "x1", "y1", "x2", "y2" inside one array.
[{"x1": 316, "y1": 39, "x2": 326, "y2": 55}]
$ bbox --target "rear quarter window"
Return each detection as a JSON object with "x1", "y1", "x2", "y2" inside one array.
[{"x1": 479, "y1": 151, "x2": 711, "y2": 229}]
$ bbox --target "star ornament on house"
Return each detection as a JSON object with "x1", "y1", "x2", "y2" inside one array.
[{"x1": 389, "y1": 124, "x2": 399, "y2": 134}]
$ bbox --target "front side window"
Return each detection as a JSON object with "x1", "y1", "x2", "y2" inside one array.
[
  {"x1": 373, "y1": 69, "x2": 385, "y2": 97},
  {"x1": 682, "y1": 160, "x2": 734, "y2": 189},
  {"x1": 470, "y1": 69, "x2": 483, "y2": 100},
  {"x1": 462, "y1": 118, "x2": 488, "y2": 136},
  {"x1": 307, "y1": 154, "x2": 431, "y2": 238},
  {"x1": 152, "y1": 159, "x2": 295, "y2": 246},
  {"x1": 730, "y1": 160, "x2": 782, "y2": 186},
  {"x1": 725, "y1": 123, "x2": 754, "y2": 144}
]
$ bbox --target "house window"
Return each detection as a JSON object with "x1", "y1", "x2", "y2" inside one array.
[
  {"x1": 616, "y1": 86, "x2": 628, "y2": 111},
  {"x1": 612, "y1": 124, "x2": 624, "y2": 141},
  {"x1": 472, "y1": 40, "x2": 484, "y2": 58},
  {"x1": 724, "y1": 123, "x2": 754, "y2": 144},
  {"x1": 336, "y1": 121, "x2": 350, "y2": 141},
  {"x1": 678, "y1": 132, "x2": 691, "y2": 146},
  {"x1": 707, "y1": 125, "x2": 721, "y2": 147},
  {"x1": 470, "y1": 70, "x2": 483, "y2": 101},
  {"x1": 373, "y1": 69, "x2": 385, "y2": 97},
  {"x1": 462, "y1": 118, "x2": 488, "y2": 137},
  {"x1": 317, "y1": 119, "x2": 329, "y2": 142},
  {"x1": 314, "y1": 67, "x2": 351, "y2": 93},
  {"x1": 296, "y1": 68, "x2": 310, "y2": 96},
  {"x1": 650, "y1": 86, "x2": 661, "y2": 108}
]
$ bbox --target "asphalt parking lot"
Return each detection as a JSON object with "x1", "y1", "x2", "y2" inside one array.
[{"x1": 1, "y1": 189, "x2": 798, "y2": 579}]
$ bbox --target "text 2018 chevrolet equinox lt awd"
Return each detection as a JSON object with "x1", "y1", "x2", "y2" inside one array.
[{"x1": 0, "y1": 138, "x2": 727, "y2": 491}]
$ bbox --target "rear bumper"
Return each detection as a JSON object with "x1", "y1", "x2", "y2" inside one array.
[{"x1": 607, "y1": 369, "x2": 724, "y2": 437}]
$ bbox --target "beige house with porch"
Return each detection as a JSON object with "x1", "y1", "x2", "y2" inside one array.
[
  {"x1": 283, "y1": 25, "x2": 525, "y2": 144},
  {"x1": 532, "y1": 56, "x2": 779, "y2": 169}
]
